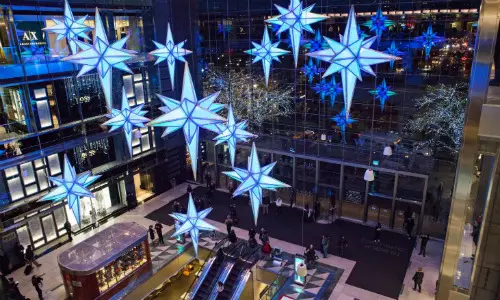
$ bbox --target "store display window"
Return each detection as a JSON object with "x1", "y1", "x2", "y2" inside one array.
[{"x1": 0, "y1": 85, "x2": 29, "y2": 138}]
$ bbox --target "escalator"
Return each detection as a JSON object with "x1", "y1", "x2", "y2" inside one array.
[
  {"x1": 215, "y1": 247, "x2": 261, "y2": 300},
  {"x1": 191, "y1": 241, "x2": 246, "y2": 300}
]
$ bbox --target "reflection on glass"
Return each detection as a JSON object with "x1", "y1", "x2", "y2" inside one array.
[
  {"x1": 28, "y1": 217, "x2": 43, "y2": 243},
  {"x1": 16, "y1": 226, "x2": 31, "y2": 247},
  {"x1": 53, "y1": 206, "x2": 66, "y2": 230},
  {"x1": 42, "y1": 215, "x2": 57, "y2": 242}
]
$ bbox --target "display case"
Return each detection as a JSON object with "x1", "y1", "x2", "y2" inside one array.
[{"x1": 58, "y1": 222, "x2": 152, "y2": 300}]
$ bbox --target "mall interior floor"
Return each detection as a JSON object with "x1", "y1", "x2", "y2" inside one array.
[{"x1": 145, "y1": 186, "x2": 416, "y2": 299}]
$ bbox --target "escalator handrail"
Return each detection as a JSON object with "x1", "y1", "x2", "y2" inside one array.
[{"x1": 183, "y1": 235, "x2": 229, "y2": 300}]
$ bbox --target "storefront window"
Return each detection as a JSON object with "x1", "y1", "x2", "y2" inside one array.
[
  {"x1": 0, "y1": 85, "x2": 28, "y2": 138},
  {"x1": 0, "y1": 10, "x2": 21, "y2": 66},
  {"x1": 31, "y1": 85, "x2": 59, "y2": 130},
  {"x1": 114, "y1": 16, "x2": 144, "y2": 53},
  {"x1": 132, "y1": 127, "x2": 154, "y2": 156},
  {"x1": 123, "y1": 72, "x2": 150, "y2": 106}
]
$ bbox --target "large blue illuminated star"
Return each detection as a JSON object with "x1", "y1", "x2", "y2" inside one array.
[
  {"x1": 41, "y1": 155, "x2": 101, "y2": 225},
  {"x1": 362, "y1": 8, "x2": 394, "y2": 43},
  {"x1": 170, "y1": 193, "x2": 217, "y2": 257},
  {"x1": 42, "y1": 0, "x2": 93, "y2": 55},
  {"x1": 369, "y1": 79, "x2": 396, "y2": 111},
  {"x1": 265, "y1": 0, "x2": 327, "y2": 68},
  {"x1": 149, "y1": 63, "x2": 226, "y2": 179},
  {"x1": 103, "y1": 88, "x2": 150, "y2": 156},
  {"x1": 306, "y1": 6, "x2": 400, "y2": 119},
  {"x1": 332, "y1": 109, "x2": 356, "y2": 144},
  {"x1": 414, "y1": 25, "x2": 445, "y2": 60},
  {"x1": 223, "y1": 142, "x2": 290, "y2": 225},
  {"x1": 214, "y1": 105, "x2": 257, "y2": 167},
  {"x1": 312, "y1": 77, "x2": 342, "y2": 107},
  {"x1": 149, "y1": 23, "x2": 192, "y2": 90},
  {"x1": 385, "y1": 41, "x2": 405, "y2": 70},
  {"x1": 301, "y1": 58, "x2": 325, "y2": 83},
  {"x1": 245, "y1": 29, "x2": 289, "y2": 86},
  {"x1": 62, "y1": 8, "x2": 137, "y2": 110}
]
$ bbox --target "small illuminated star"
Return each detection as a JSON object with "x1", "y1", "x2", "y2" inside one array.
[
  {"x1": 170, "y1": 193, "x2": 217, "y2": 257},
  {"x1": 332, "y1": 109, "x2": 356, "y2": 144},
  {"x1": 385, "y1": 41, "x2": 405, "y2": 70},
  {"x1": 306, "y1": 6, "x2": 400, "y2": 119},
  {"x1": 301, "y1": 58, "x2": 325, "y2": 83},
  {"x1": 214, "y1": 104, "x2": 257, "y2": 167},
  {"x1": 369, "y1": 79, "x2": 396, "y2": 111},
  {"x1": 245, "y1": 29, "x2": 289, "y2": 86},
  {"x1": 265, "y1": 0, "x2": 327, "y2": 68},
  {"x1": 149, "y1": 23, "x2": 192, "y2": 90},
  {"x1": 62, "y1": 8, "x2": 137, "y2": 110},
  {"x1": 414, "y1": 25, "x2": 445, "y2": 59},
  {"x1": 312, "y1": 77, "x2": 342, "y2": 107},
  {"x1": 362, "y1": 8, "x2": 394, "y2": 43},
  {"x1": 149, "y1": 63, "x2": 226, "y2": 179},
  {"x1": 42, "y1": 0, "x2": 93, "y2": 54},
  {"x1": 41, "y1": 155, "x2": 101, "y2": 224},
  {"x1": 103, "y1": 88, "x2": 150, "y2": 156},
  {"x1": 223, "y1": 142, "x2": 290, "y2": 225}
]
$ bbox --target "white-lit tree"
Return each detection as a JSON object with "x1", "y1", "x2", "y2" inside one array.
[
  {"x1": 404, "y1": 83, "x2": 467, "y2": 155},
  {"x1": 203, "y1": 69, "x2": 294, "y2": 126}
]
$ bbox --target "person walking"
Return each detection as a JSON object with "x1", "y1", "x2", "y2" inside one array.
[
  {"x1": 155, "y1": 221, "x2": 164, "y2": 244},
  {"x1": 321, "y1": 234, "x2": 330, "y2": 258},
  {"x1": 187, "y1": 184, "x2": 192, "y2": 194},
  {"x1": 31, "y1": 274, "x2": 44, "y2": 300},
  {"x1": 259, "y1": 228, "x2": 269, "y2": 245},
  {"x1": 217, "y1": 281, "x2": 224, "y2": 294},
  {"x1": 64, "y1": 220, "x2": 72, "y2": 241},
  {"x1": 275, "y1": 197, "x2": 283, "y2": 215},
  {"x1": 406, "y1": 217, "x2": 415, "y2": 239},
  {"x1": 228, "y1": 229, "x2": 237, "y2": 244},
  {"x1": 225, "y1": 215, "x2": 233, "y2": 235},
  {"x1": 412, "y1": 267, "x2": 424, "y2": 293},
  {"x1": 148, "y1": 225, "x2": 155, "y2": 242},
  {"x1": 374, "y1": 222, "x2": 382, "y2": 243},
  {"x1": 338, "y1": 235, "x2": 348, "y2": 258},
  {"x1": 262, "y1": 194, "x2": 270, "y2": 215},
  {"x1": 419, "y1": 234, "x2": 430, "y2": 257},
  {"x1": 14, "y1": 242, "x2": 24, "y2": 267},
  {"x1": 248, "y1": 228, "x2": 257, "y2": 248},
  {"x1": 0, "y1": 251, "x2": 10, "y2": 275},
  {"x1": 25, "y1": 245, "x2": 41, "y2": 267}
]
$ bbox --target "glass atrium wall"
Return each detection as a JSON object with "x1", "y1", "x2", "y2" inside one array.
[{"x1": 197, "y1": 0, "x2": 481, "y2": 238}]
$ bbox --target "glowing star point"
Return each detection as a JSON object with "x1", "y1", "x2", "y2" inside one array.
[
  {"x1": 362, "y1": 8, "x2": 394, "y2": 42},
  {"x1": 103, "y1": 88, "x2": 150, "y2": 156},
  {"x1": 42, "y1": 0, "x2": 93, "y2": 55},
  {"x1": 170, "y1": 193, "x2": 217, "y2": 257},
  {"x1": 414, "y1": 25, "x2": 445, "y2": 60},
  {"x1": 265, "y1": 0, "x2": 327, "y2": 68},
  {"x1": 214, "y1": 104, "x2": 257, "y2": 167},
  {"x1": 149, "y1": 23, "x2": 192, "y2": 90},
  {"x1": 332, "y1": 109, "x2": 356, "y2": 144},
  {"x1": 306, "y1": 6, "x2": 400, "y2": 119},
  {"x1": 369, "y1": 79, "x2": 396, "y2": 111},
  {"x1": 61, "y1": 7, "x2": 137, "y2": 110},
  {"x1": 41, "y1": 155, "x2": 101, "y2": 225},
  {"x1": 149, "y1": 63, "x2": 226, "y2": 179},
  {"x1": 223, "y1": 142, "x2": 290, "y2": 225},
  {"x1": 245, "y1": 29, "x2": 289, "y2": 86}
]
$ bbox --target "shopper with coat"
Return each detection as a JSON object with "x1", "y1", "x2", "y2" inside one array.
[{"x1": 412, "y1": 267, "x2": 424, "y2": 293}]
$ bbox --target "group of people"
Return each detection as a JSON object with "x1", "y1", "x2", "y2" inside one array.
[{"x1": 148, "y1": 221, "x2": 165, "y2": 245}]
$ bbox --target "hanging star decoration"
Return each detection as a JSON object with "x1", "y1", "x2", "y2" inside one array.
[
  {"x1": 312, "y1": 77, "x2": 342, "y2": 107},
  {"x1": 170, "y1": 193, "x2": 217, "y2": 257},
  {"x1": 304, "y1": 29, "x2": 328, "y2": 52},
  {"x1": 218, "y1": 22, "x2": 232, "y2": 39},
  {"x1": 306, "y1": 6, "x2": 400, "y2": 119},
  {"x1": 357, "y1": 25, "x2": 370, "y2": 39},
  {"x1": 223, "y1": 142, "x2": 290, "y2": 225},
  {"x1": 362, "y1": 8, "x2": 394, "y2": 42},
  {"x1": 42, "y1": 0, "x2": 93, "y2": 55},
  {"x1": 414, "y1": 25, "x2": 445, "y2": 60},
  {"x1": 332, "y1": 109, "x2": 356, "y2": 143},
  {"x1": 265, "y1": 0, "x2": 327, "y2": 68},
  {"x1": 61, "y1": 8, "x2": 137, "y2": 110},
  {"x1": 384, "y1": 41, "x2": 405, "y2": 70},
  {"x1": 369, "y1": 79, "x2": 396, "y2": 111},
  {"x1": 41, "y1": 155, "x2": 101, "y2": 225},
  {"x1": 301, "y1": 58, "x2": 325, "y2": 83},
  {"x1": 149, "y1": 63, "x2": 226, "y2": 179},
  {"x1": 102, "y1": 87, "x2": 150, "y2": 156},
  {"x1": 149, "y1": 23, "x2": 192, "y2": 90},
  {"x1": 245, "y1": 29, "x2": 289, "y2": 86},
  {"x1": 214, "y1": 104, "x2": 257, "y2": 167}
]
